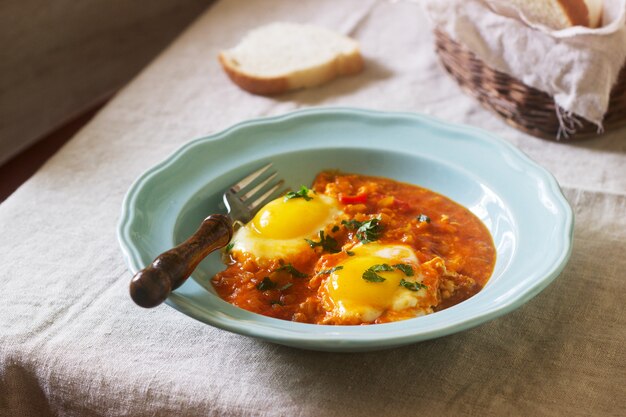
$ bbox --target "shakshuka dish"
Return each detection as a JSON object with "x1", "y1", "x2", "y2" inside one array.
[{"x1": 212, "y1": 171, "x2": 496, "y2": 325}]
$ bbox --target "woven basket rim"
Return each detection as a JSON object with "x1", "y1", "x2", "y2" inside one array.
[{"x1": 433, "y1": 28, "x2": 626, "y2": 141}]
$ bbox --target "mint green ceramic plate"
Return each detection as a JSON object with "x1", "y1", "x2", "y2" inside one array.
[{"x1": 118, "y1": 108, "x2": 573, "y2": 352}]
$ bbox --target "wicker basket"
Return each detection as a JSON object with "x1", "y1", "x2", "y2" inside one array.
[{"x1": 434, "y1": 29, "x2": 626, "y2": 141}]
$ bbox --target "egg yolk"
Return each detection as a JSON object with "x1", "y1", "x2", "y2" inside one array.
[
  {"x1": 327, "y1": 256, "x2": 407, "y2": 311},
  {"x1": 250, "y1": 195, "x2": 333, "y2": 239}
]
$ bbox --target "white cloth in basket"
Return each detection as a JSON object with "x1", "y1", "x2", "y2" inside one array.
[{"x1": 424, "y1": 0, "x2": 626, "y2": 132}]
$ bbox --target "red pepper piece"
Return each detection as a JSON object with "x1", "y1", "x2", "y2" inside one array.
[{"x1": 339, "y1": 193, "x2": 368, "y2": 205}]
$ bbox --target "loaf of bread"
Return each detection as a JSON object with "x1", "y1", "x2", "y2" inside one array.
[
  {"x1": 503, "y1": 0, "x2": 603, "y2": 29},
  {"x1": 219, "y1": 23, "x2": 364, "y2": 95}
]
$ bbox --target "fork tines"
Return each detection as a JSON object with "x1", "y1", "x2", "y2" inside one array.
[{"x1": 231, "y1": 163, "x2": 286, "y2": 212}]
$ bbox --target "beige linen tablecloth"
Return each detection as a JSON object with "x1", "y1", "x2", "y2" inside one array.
[{"x1": 1, "y1": 1, "x2": 625, "y2": 416}]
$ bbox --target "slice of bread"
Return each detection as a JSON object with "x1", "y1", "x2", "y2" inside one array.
[
  {"x1": 502, "y1": 0, "x2": 603, "y2": 29},
  {"x1": 219, "y1": 23, "x2": 364, "y2": 95},
  {"x1": 585, "y1": 0, "x2": 604, "y2": 28}
]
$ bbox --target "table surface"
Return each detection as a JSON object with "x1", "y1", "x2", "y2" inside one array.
[{"x1": 1, "y1": 0, "x2": 625, "y2": 416}]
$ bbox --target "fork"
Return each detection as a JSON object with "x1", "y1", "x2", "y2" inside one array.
[{"x1": 129, "y1": 163, "x2": 285, "y2": 308}]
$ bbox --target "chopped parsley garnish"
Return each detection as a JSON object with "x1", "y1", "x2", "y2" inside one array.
[
  {"x1": 346, "y1": 250, "x2": 355, "y2": 256},
  {"x1": 341, "y1": 219, "x2": 361, "y2": 229},
  {"x1": 284, "y1": 186, "x2": 313, "y2": 201},
  {"x1": 256, "y1": 277, "x2": 277, "y2": 291},
  {"x1": 225, "y1": 242, "x2": 235, "y2": 252},
  {"x1": 331, "y1": 225, "x2": 340, "y2": 233},
  {"x1": 362, "y1": 263, "x2": 393, "y2": 282},
  {"x1": 342, "y1": 218, "x2": 382, "y2": 243},
  {"x1": 279, "y1": 283, "x2": 293, "y2": 291},
  {"x1": 275, "y1": 263, "x2": 308, "y2": 278},
  {"x1": 369, "y1": 264, "x2": 394, "y2": 272},
  {"x1": 305, "y1": 231, "x2": 341, "y2": 253},
  {"x1": 400, "y1": 279, "x2": 427, "y2": 291},
  {"x1": 417, "y1": 214, "x2": 431, "y2": 223},
  {"x1": 361, "y1": 263, "x2": 415, "y2": 283},
  {"x1": 317, "y1": 266, "x2": 344, "y2": 275},
  {"x1": 270, "y1": 300, "x2": 284, "y2": 306},
  {"x1": 393, "y1": 263, "x2": 414, "y2": 277},
  {"x1": 362, "y1": 270, "x2": 386, "y2": 282}
]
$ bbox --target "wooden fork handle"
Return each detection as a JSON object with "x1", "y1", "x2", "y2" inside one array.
[{"x1": 129, "y1": 214, "x2": 233, "y2": 308}]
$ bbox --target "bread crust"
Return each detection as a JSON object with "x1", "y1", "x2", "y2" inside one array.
[
  {"x1": 557, "y1": 0, "x2": 590, "y2": 27},
  {"x1": 218, "y1": 50, "x2": 364, "y2": 96},
  {"x1": 336, "y1": 52, "x2": 365, "y2": 76}
]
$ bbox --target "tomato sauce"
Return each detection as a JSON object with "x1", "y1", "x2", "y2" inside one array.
[{"x1": 212, "y1": 171, "x2": 496, "y2": 324}]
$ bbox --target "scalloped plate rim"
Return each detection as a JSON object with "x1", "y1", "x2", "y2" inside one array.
[{"x1": 117, "y1": 107, "x2": 574, "y2": 351}]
